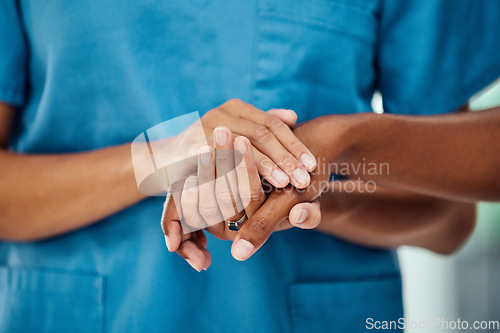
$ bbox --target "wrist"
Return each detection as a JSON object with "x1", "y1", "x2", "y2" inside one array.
[
  {"x1": 174, "y1": 127, "x2": 201, "y2": 160},
  {"x1": 329, "y1": 112, "x2": 389, "y2": 167},
  {"x1": 130, "y1": 130, "x2": 196, "y2": 196}
]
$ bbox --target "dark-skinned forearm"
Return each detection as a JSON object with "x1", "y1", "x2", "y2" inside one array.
[
  {"x1": 235, "y1": 116, "x2": 477, "y2": 257},
  {"x1": 332, "y1": 109, "x2": 500, "y2": 202},
  {"x1": 316, "y1": 182, "x2": 476, "y2": 254}
]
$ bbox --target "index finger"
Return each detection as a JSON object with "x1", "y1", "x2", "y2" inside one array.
[
  {"x1": 234, "y1": 136, "x2": 266, "y2": 218},
  {"x1": 221, "y1": 100, "x2": 317, "y2": 172},
  {"x1": 232, "y1": 101, "x2": 317, "y2": 172}
]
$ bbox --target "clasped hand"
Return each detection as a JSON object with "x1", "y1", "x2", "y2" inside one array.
[{"x1": 161, "y1": 100, "x2": 330, "y2": 271}]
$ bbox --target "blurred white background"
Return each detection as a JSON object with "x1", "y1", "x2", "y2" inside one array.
[{"x1": 397, "y1": 81, "x2": 500, "y2": 333}]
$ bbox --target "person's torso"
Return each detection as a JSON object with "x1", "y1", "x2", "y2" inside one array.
[{"x1": 1, "y1": 1, "x2": 403, "y2": 332}]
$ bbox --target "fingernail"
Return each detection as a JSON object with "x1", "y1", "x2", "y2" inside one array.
[
  {"x1": 186, "y1": 259, "x2": 202, "y2": 272},
  {"x1": 234, "y1": 139, "x2": 247, "y2": 154},
  {"x1": 293, "y1": 168, "x2": 310, "y2": 185},
  {"x1": 294, "y1": 209, "x2": 308, "y2": 224},
  {"x1": 300, "y1": 153, "x2": 316, "y2": 171},
  {"x1": 185, "y1": 176, "x2": 198, "y2": 192},
  {"x1": 164, "y1": 235, "x2": 171, "y2": 251},
  {"x1": 233, "y1": 239, "x2": 255, "y2": 261},
  {"x1": 199, "y1": 146, "x2": 212, "y2": 166},
  {"x1": 272, "y1": 169, "x2": 289, "y2": 185},
  {"x1": 214, "y1": 127, "x2": 228, "y2": 146}
]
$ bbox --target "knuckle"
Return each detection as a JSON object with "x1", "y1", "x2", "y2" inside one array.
[
  {"x1": 216, "y1": 190, "x2": 235, "y2": 206},
  {"x1": 239, "y1": 190, "x2": 265, "y2": 204},
  {"x1": 224, "y1": 98, "x2": 244, "y2": 108},
  {"x1": 215, "y1": 154, "x2": 234, "y2": 166},
  {"x1": 249, "y1": 216, "x2": 270, "y2": 236},
  {"x1": 252, "y1": 125, "x2": 272, "y2": 143},
  {"x1": 215, "y1": 153, "x2": 233, "y2": 164},
  {"x1": 277, "y1": 154, "x2": 296, "y2": 169},
  {"x1": 203, "y1": 107, "x2": 220, "y2": 119},
  {"x1": 198, "y1": 205, "x2": 220, "y2": 219},
  {"x1": 288, "y1": 139, "x2": 305, "y2": 153},
  {"x1": 257, "y1": 156, "x2": 274, "y2": 173},
  {"x1": 264, "y1": 116, "x2": 286, "y2": 131}
]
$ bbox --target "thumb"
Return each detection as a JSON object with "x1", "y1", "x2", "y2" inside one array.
[
  {"x1": 288, "y1": 200, "x2": 321, "y2": 229},
  {"x1": 231, "y1": 190, "x2": 298, "y2": 261}
]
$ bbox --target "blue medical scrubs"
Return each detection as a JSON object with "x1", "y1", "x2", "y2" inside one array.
[{"x1": 1, "y1": 0, "x2": 499, "y2": 332}]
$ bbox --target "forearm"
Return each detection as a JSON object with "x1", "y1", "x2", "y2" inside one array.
[
  {"x1": 0, "y1": 145, "x2": 145, "y2": 241},
  {"x1": 232, "y1": 112, "x2": 485, "y2": 259},
  {"x1": 316, "y1": 182, "x2": 476, "y2": 254},
  {"x1": 331, "y1": 109, "x2": 500, "y2": 202}
]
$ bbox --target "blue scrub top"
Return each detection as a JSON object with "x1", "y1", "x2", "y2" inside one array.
[{"x1": 1, "y1": 1, "x2": 499, "y2": 332}]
